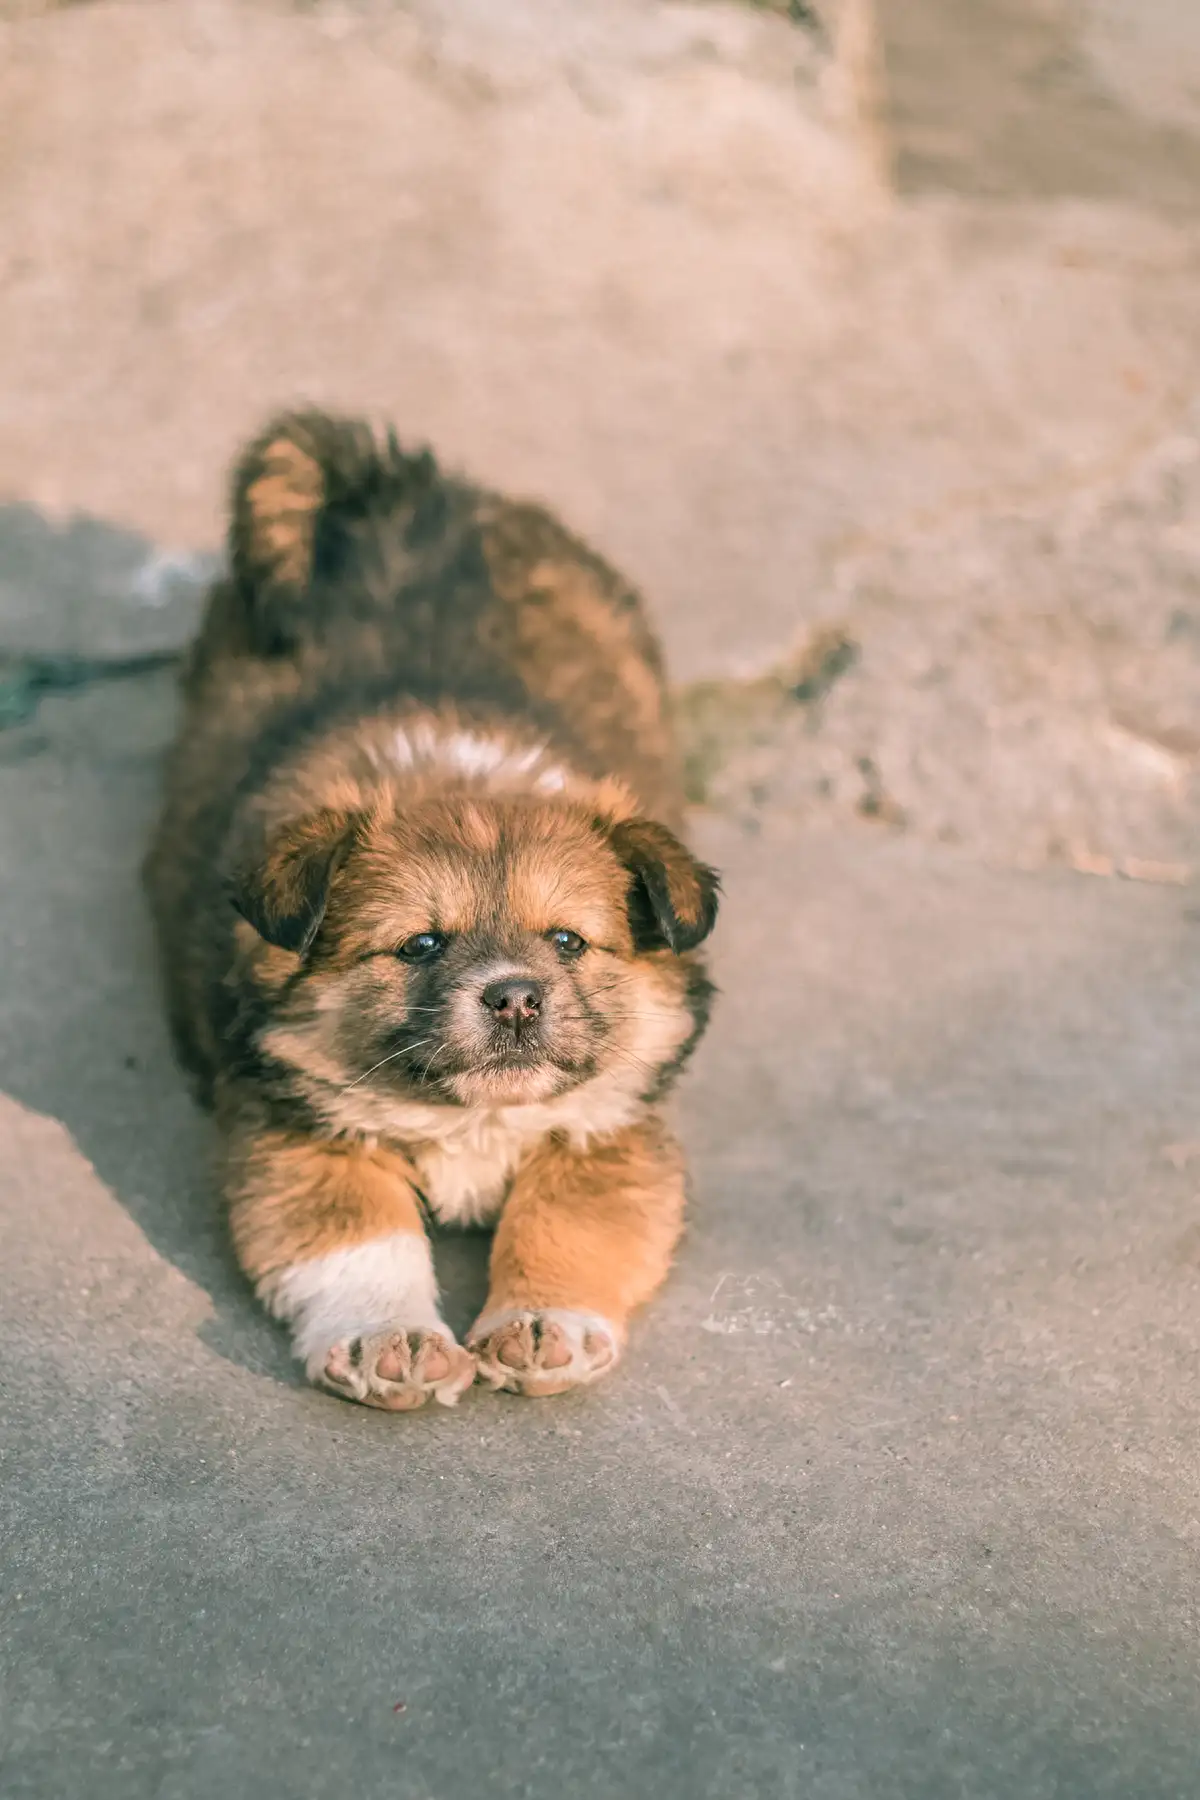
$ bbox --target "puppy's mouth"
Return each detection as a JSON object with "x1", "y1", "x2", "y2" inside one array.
[
  {"x1": 405, "y1": 1031, "x2": 553, "y2": 1080},
  {"x1": 455, "y1": 1035, "x2": 589, "y2": 1097},
  {"x1": 432, "y1": 1031, "x2": 596, "y2": 1104},
  {"x1": 456, "y1": 1062, "x2": 557, "y2": 1096}
]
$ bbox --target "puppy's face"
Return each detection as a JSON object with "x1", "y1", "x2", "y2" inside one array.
[{"x1": 233, "y1": 797, "x2": 717, "y2": 1112}]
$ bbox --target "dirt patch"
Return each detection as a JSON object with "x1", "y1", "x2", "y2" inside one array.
[
  {"x1": 877, "y1": 0, "x2": 1200, "y2": 206},
  {"x1": 680, "y1": 412, "x2": 1200, "y2": 872}
]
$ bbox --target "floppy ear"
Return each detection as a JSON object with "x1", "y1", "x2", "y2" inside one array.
[
  {"x1": 228, "y1": 807, "x2": 359, "y2": 955},
  {"x1": 607, "y1": 817, "x2": 720, "y2": 954}
]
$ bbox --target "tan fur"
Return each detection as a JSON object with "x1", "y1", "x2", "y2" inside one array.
[
  {"x1": 482, "y1": 521, "x2": 677, "y2": 813},
  {"x1": 477, "y1": 1118, "x2": 686, "y2": 1328},
  {"x1": 144, "y1": 410, "x2": 718, "y2": 1407},
  {"x1": 224, "y1": 1126, "x2": 427, "y2": 1283},
  {"x1": 239, "y1": 435, "x2": 325, "y2": 589}
]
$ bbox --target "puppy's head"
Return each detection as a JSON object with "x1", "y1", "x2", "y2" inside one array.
[{"x1": 231, "y1": 796, "x2": 718, "y2": 1112}]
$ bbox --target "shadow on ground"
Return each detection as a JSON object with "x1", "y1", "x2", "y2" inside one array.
[{"x1": 0, "y1": 505, "x2": 487, "y2": 1383}]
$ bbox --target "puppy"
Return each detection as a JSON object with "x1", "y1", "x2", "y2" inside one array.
[{"x1": 144, "y1": 412, "x2": 718, "y2": 1409}]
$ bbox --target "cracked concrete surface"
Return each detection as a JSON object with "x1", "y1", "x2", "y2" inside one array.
[{"x1": 3, "y1": 2, "x2": 1200, "y2": 1795}]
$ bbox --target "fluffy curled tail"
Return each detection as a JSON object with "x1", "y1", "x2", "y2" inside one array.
[{"x1": 228, "y1": 410, "x2": 437, "y2": 654}]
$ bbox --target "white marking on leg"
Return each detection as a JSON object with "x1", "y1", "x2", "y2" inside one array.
[{"x1": 260, "y1": 1232, "x2": 445, "y2": 1374}]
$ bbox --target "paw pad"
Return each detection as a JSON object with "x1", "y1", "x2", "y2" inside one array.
[
  {"x1": 315, "y1": 1325, "x2": 475, "y2": 1411},
  {"x1": 470, "y1": 1308, "x2": 618, "y2": 1396}
]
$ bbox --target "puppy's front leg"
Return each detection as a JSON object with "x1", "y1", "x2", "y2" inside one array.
[
  {"x1": 224, "y1": 1125, "x2": 475, "y2": 1410},
  {"x1": 469, "y1": 1120, "x2": 686, "y2": 1396}
]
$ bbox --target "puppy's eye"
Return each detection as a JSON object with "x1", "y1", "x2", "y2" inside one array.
[
  {"x1": 397, "y1": 932, "x2": 447, "y2": 963},
  {"x1": 548, "y1": 928, "x2": 586, "y2": 957}
]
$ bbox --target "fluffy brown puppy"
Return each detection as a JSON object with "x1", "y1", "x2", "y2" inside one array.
[{"x1": 144, "y1": 412, "x2": 718, "y2": 1409}]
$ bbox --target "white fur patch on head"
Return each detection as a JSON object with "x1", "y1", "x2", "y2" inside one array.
[
  {"x1": 442, "y1": 732, "x2": 539, "y2": 779},
  {"x1": 368, "y1": 721, "x2": 568, "y2": 792},
  {"x1": 259, "y1": 1232, "x2": 445, "y2": 1373}
]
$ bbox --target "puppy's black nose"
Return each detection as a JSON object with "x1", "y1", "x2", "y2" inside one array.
[{"x1": 481, "y1": 976, "x2": 544, "y2": 1029}]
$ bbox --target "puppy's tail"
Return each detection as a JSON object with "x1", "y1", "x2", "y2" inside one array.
[{"x1": 227, "y1": 409, "x2": 437, "y2": 654}]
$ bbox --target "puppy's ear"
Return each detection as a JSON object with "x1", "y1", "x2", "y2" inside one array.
[
  {"x1": 607, "y1": 818, "x2": 720, "y2": 954},
  {"x1": 228, "y1": 808, "x2": 359, "y2": 956}
]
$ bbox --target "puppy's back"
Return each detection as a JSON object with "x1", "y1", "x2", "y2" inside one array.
[{"x1": 185, "y1": 411, "x2": 679, "y2": 815}]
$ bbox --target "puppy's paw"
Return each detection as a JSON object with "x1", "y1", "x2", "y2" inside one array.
[
  {"x1": 314, "y1": 1326, "x2": 476, "y2": 1411},
  {"x1": 469, "y1": 1308, "x2": 619, "y2": 1397}
]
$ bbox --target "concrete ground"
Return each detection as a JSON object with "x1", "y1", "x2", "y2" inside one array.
[
  {"x1": 5, "y1": 678, "x2": 1200, "y2": 1798},
  {"x1": 4, "y1": 2, "x2": 1200, "y2": 1795}
]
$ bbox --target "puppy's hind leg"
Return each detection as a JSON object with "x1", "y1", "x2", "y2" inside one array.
[{"x1": 224, "y1": 1125, "x2": 475, "y2": 1410}]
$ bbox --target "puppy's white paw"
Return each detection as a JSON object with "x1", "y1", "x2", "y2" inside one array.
[
  {"x1": 469, "y1": 1308, "x2": 619, "y2": 1397},
  {"x1": 262, "y1": 1234, "x2": 472, "y2": 1412},
  {"x1": 316, "y1": 1326, "x2": 476, "y2": 1411}
]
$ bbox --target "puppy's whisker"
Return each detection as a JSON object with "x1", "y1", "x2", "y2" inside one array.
[
  {"x1": 602, "y1": 1045, "x2": 660, "y2": 1081},
  {"x1": 415, "y1": 1041, "x2": 454, "y2": 1086},
  {"x1": 340, "y1": 1038, "x2": 433, "y2": 1093}
]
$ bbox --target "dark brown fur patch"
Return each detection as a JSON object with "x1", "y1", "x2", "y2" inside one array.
[
  {"x1": 607, "y1": 817, "x2": 721, "y2": 953},
  {"x1": 229, "y1": 803, "x2": 361, "y2": 955}
]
